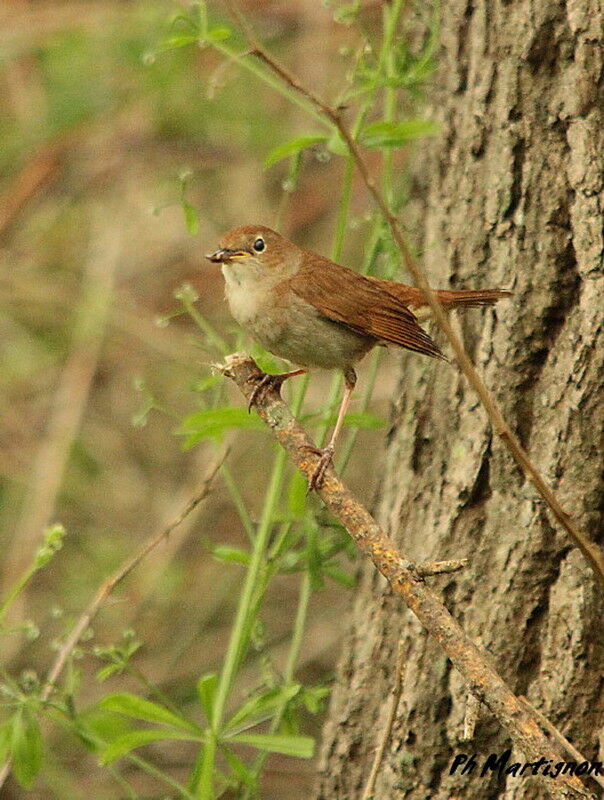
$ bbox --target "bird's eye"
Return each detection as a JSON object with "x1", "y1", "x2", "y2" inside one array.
[{"x1": 253, "y1": 237, "x2": 265, "y2": 252}]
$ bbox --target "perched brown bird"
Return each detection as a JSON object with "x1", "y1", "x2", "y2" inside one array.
[{"x1": 207, "y1": 225, "x2": 510, "y2": 489}]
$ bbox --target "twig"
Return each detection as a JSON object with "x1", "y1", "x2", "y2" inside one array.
[
  {"x1": 228, "y1": 6, "x2": 604, "y2": 590},
  {"x1": 519, "y1": 697, "x2": 604, "y2": 793},
  {"x1": 361, "y1": 638, "x2": 407, "y2": 800},
  {"x1": 220, "y1": 353, "x2": 593, "y2": 800},
  {"x1": 0, "y1": 137, "x2": 63, "y2": 238},
  {"x1": 414, "y1": 558, "x2": 468, "y2": 577},
  {"x1": 462, "y1": 693, "x2": 481, "y2": 741},
  {"x1": 0, "y1": 450, "x2": 226, "y2": 790}
]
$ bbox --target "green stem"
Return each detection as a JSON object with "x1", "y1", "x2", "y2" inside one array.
[
  {"x1": 379, "y1": 0, "x2": 405, "y2": 206},
  {"x1": 179, "y1": 295, "x2": 229, "y2": 354},
  {"x1": 0, "y1": 563, "x2": 39, "y2": 625},
  {"x1": 213, "y1": 43, "x2": 332, "y2": 131},
  {"x1": 195, "y1": 447, "x2": 289, "y2": 799},
  {"x1": 333, "y1": 156, "x2": 354, "y2": 261},
  {"x1": 240, "y1": 570, "x2": 312, "y2": 800},
  {"x1": 283, "y1": 572, "x2": 311, "y2": 682},
  {"x1": 221, "y1": 463, "x2": 255, "y2": 543}
]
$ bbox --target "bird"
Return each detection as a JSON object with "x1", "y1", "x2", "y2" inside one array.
[{"x1": 207, "y1": 225, "x2": 510, "y2": 490}]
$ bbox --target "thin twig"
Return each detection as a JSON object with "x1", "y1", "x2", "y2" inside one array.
[
  {"x1": 0, "y1": 137, "x2": 63, "y2": 238},
  {"x1": 414, "y1": 558, "x2": 468, "y2": 577},
  {"x1": 228, "y1": 6, "x2": 604, "y2": 590},
  {"x1": 520, "y1": 697, "x2": 604, "y2": 793},
  {"x1": 0, "y1": 450, "x2": 226, "y2": 791},
  {"x1": 462, "y1": 693, "x2": 481, "y2": 741},
  {"x1": 220, "y1": 352, "x2": 593, "y2": 800},
  {"x1": 361, "y1": 638, "x2": 407, "y2": 800}
]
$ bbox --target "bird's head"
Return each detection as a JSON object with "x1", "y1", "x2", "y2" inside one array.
[{"x1": 206, "y1": 225, "x2": 301, "y2": 278}]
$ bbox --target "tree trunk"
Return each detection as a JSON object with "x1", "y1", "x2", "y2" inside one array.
[{"x1": 316, "y1": 1, "x2": 604, "y2": 798}]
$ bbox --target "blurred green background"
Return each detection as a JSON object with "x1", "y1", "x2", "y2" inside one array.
[{"x1": 0, "y1": 1, "x2": 419, "y2": 796}]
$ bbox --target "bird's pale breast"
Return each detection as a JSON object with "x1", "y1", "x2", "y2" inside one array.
[{"x1": 223, "y1": 264, "x2": 372, "y2": 370}]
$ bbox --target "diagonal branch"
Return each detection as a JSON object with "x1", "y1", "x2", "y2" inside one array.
[
  {"x1": 220, "y1": 352, "x2": 593, "y2": 800},
  {"x1": 227, "y1": 6, "x2": 604, "y2": 590}
]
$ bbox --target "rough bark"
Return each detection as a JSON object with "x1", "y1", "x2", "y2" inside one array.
[{"x1": 316, "y1": 2, "x2": 604, "y2": 799}]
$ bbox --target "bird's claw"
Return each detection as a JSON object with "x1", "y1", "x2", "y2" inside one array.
[
  {"x1": 302, "y1": 444, "x2": 335, "y2": 492},
  {"x1": 247, "y1": 369, "x2": 306, "y2": 412},
  {"x1": 248, "y1": 373, "x2": 277, "y2": 412}
]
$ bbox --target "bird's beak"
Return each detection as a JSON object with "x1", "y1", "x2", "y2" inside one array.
[{"x1": 205, "y1": 248, "x2": 250, "y2": 263}]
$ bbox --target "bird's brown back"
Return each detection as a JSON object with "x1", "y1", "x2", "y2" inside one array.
[{"x1": 288, "y1": 252, "x2": 446, "y2": 360}]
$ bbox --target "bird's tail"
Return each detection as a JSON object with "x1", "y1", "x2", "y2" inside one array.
[
  {"x1": 383, "y1": 283, "x2": 512, "y2": 310},
  {"x1": 429, "y1": 288, "x2": 512, "y2": 309}
]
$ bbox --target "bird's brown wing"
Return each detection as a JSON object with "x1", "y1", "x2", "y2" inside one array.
[{"x1": 288, "y1": 253, "x2": 445, "y2": 360}]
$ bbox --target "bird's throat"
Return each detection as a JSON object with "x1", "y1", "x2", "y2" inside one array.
[{"x1": 221, "y1": 261, "x2": 274, "y2": 326}]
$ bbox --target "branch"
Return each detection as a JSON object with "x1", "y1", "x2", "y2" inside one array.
[
  {"x1": 228, "y1": 8, "x2": 604, "y2": 591},
  {"x1": 220, "y1": 353, "x2": 593, "y2": 800}
]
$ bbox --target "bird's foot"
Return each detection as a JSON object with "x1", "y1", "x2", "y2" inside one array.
[
  {"x1": 302, "y1": 443, "x2": 335, "y2": 492},
  {"x1": 247, "y1": 369, "x2": 306, "y2": 412}
]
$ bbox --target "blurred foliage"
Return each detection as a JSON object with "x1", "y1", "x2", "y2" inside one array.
[{"x1": 0, "y1": 0, "x2": 438, "y2": 797}]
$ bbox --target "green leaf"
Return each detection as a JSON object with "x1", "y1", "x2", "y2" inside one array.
[
  {"x1": 306, "y1": 531, "x2": 324, "y2": 591},
  {"x1": 75, "y1": 707, "x2": 133, "y2": 750},
  {"x1": 0, "y1": 722, "x2": 11, "y2": 762},
  {"x1": 162, "y1": 33, "x2": 199, "y2": 49},
  {"x1": 343, "y1": 411, "x2": 384, "y2": 430},
  {"x1": 249, "y1": 347, "x2": 284, "y2": 375},
  {"x1": 287, "y1": 470, "x2": 307, "y2": 517},
  {"x1": 326, "y1": 130, "x2": 348, "y2": 156},
  {"x1": 225, "y1": 685, "x2": 301, "y2": 733},
  {"x1": 197, "y1": 673, "x2": 218, "y2": 724},
  {"x1": 183, "y1": 202, "x2": 199, "y2": 235},
  {"x1": 323, "y1": 563, "x2": 356, "y2": 588},
  {"x1": 361, "y1": 119, "x2": 439, "y2": 148},
  {"x1": 99, "y1": 693, "x2": 198, "y2": 733},
  {"x1": 206, "y1": 26, "x2": 231, "y2": 42},
  {"x1": 212, "y1": 545, "x2": 250, "y2": 566},
  {"x1": 300, "y1": 685, "x2": 330, "y2": 714},
  {"x1": 223, "y1": 747, "x2": 257, "y2": 789},
  {"x1": 11, "y1": 710, "x2": 42, "y2": 789},
  {"x1": 333, "y1": 1, "x2": 361, "y2": 24},
  {"x1": 191, "y1": 374, "x2": 222, "y2": 393},
  {"x1": 264, "y1": 135, "x2": 327, "y2": 168},
  {"x1": 225, "y1": 732, "x2": 314, "y2": 758},
  {"x1": 100, "y1": 728, "x2": 201, "y2": 764},
  {"x1": 96, "y1": 663, "x2": 122, "y2": 682},
  {"x1": 177, "y1": 407, "x2": 264, "y2": 448}
]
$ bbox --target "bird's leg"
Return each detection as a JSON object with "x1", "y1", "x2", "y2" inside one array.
[
  {"x1": 248, "y1": 368, "x2": 307, "y2": 412},
  {"x1": 306, "y1": 367, "x2": 357, "y2": 492}
]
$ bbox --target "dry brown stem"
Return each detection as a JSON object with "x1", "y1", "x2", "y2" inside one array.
[
  {"x1": 0, "y1": 138, "x2": 63, "y2": 238},
  {"x1": 220, "y1": 352, "x2": 594, "y2": 800},
  {"x1": 361, "y1": 638, "x2": 407, "y2": 800},
  {"x1": 519, "y1": 697, "x2": 604, "y2": 793}
]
